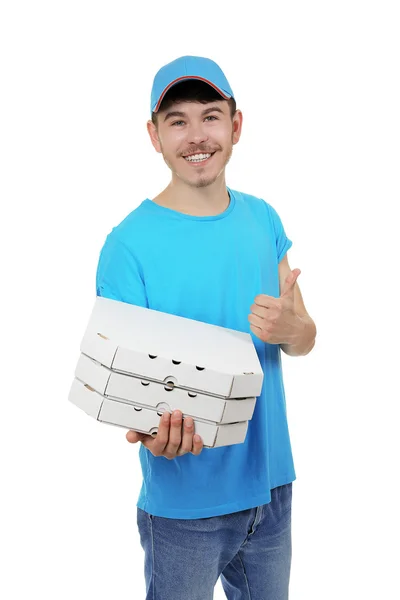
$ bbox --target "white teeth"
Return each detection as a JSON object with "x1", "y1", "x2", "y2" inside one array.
[{"x1": 184, "y1": 153, "x2": 212, "y2": 162}]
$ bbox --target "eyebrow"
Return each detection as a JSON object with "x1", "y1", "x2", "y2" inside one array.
[{"x1": 163, "y1": 105, "x2": 225, "y2": 122}]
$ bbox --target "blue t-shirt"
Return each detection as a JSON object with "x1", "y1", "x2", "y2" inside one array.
[{"x1": 95, "y1": 186, "x2": 296, "y2": 519}]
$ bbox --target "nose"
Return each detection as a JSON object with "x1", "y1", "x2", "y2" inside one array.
[{"x1": 186, "y1": 121, "x2": 209, "y2": 145}]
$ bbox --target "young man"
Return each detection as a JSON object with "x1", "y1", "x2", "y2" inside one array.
[{"x1": 96, "y1": 55, "x2": 316, "y2": 600}]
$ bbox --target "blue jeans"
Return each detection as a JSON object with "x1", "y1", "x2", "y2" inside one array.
[{"x1": 137, "y1": 482, "x2": 292, "y2": 600}]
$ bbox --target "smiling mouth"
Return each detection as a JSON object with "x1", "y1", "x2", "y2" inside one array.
[{"x1": 183, "y1": 152, "x2": 216, "y2": 164}]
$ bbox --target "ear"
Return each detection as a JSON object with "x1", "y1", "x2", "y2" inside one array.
[
  {"x1": 147, "y1": 119, "x2": 162, "y2": 153},
  {"x1": 232, "y1": 109, "x2": 243, "y2": 146}
]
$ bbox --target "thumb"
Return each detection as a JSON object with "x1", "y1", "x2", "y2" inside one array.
[
  {"x1": 126, "y1": 430, "x2": 146, "y2": 444},
  {"x1": 281, "y1": 268, "x2": 301, "y2": 297}
]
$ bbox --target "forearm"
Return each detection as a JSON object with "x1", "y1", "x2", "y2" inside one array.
[{"x1": 280, "y1": 315, "x2": 317, "y2": 357}]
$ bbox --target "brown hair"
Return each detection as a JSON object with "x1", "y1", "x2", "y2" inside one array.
[{"x1": 151, "y1": 79, "x2": 236, "y2": 127}]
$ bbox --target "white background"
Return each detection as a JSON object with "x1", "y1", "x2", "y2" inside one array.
[{"x1": 1, "y1": 1, "x2": 399, "y2": 598}]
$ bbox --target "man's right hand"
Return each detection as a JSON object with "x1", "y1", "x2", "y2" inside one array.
[{"x1": 126, "y1": 410, "x2": 204, "y2": 459}]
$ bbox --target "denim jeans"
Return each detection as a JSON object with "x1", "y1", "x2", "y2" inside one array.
[{"x1": 137, "y1": 482, "x2": 292, "y2": 600}]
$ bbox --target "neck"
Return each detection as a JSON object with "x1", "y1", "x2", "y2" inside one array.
[{"x1": 152, "y1": 174, "x2": 231, "y2": 217}]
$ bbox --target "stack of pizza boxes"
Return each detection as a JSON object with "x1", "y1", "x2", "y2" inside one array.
[{"x1": 68, "y1": 297, "x2": 264, "y2": 448}]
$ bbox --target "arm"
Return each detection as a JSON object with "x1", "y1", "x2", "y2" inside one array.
[
  {"x1": 278, "y1": 254, "x2": 317, "y2": 356},
  {"x1": 248, "y1": 201, "x2": 316, "y2": 356},
  {"x1": 95, "y1": 234, "x2": 148, "y2": 307},
  {"x1": 96, "y1": 233, "x2": 204, "y2": 456}
]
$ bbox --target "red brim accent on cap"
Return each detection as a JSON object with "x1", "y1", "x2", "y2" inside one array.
[{"x1": 154, "y1": 76, "x2": 231, "y2": 112}]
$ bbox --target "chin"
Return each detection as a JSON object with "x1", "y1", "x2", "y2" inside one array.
[
  {"x1": 193, "y1": 178, "x2": 218, "y2": 188},
  {"x1": 178, "y1": 174, "x2": 218, "y2": 189}
]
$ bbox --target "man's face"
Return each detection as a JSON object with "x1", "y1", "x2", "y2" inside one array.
[{"x1": 147, "y1": 100, "x2": 242, "y2": 189}]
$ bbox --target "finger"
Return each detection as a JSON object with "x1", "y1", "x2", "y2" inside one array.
[
  {"x1": 165, "y1": 410, "x2": 183, "y2": 455},
  {"x1": 191, "y1": 433, "x2": 204, "y2": 456},
  {"x1": 178, "y1": 416, "x2": 195, "y2": 455},
  {"x1": 281, "y1": 269, "x2": 301, "y2": 297},
  {"x1": 250, "y1": 303, "x2": 268, "y2": 318},
  {"x1": 254, "y1": 294, "x2": 280, "y2": 309},
  {"x1": 248, "y1": 313, "x2": 265, "y2": 329},
  {"x1": 250, "y1": 324, "x2": 263, "y2": 338},
  {"x1": 126, "y1": 430, "x2": 146, "y2": 444},
  {"x1": 149, "y1": 411, "x2": 171, "y2": 456}
]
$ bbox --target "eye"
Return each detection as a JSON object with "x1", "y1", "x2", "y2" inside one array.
[{"x1": 171, "y1": 116, "x2": 218, "y2": 127}]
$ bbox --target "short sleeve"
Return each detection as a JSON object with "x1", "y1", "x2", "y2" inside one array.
[
  {"x1": 95, "y1": 235, "x2": 148, "y2": 308},
  {"x1": 267, "y1": 203, "x2": 293, "y2": 263}
]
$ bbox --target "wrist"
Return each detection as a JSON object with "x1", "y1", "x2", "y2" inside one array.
[{"x1": 281, "y1": 314, "x2": 316, "y2": 356}]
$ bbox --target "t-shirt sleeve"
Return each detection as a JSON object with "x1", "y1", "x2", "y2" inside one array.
[
  {"x1": 267, "y1": 203, "x2": 293, "y2": 263},
  {"x1": 95, "y1": 234, "x2": 148, "y2": 308}
]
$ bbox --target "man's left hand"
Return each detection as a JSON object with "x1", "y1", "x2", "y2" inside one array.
[{"x1": 248, "y1": 269, "x2": 304, "y2": 344}]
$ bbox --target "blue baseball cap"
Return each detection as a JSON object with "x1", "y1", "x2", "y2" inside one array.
[{"x1": 150, "y1": 55, "x2": 235, "y2": 115}]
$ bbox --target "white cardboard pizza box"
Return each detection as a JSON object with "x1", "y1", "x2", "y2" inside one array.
[
  {"x1": 68, "y1": 378, "x2": 249, "y2": 448},
  {"x1": 75, "y1": 353, "x2": 257, "y2": 425},
  {"x1": 80, "y1": 297, "x2": 263, "y2": 399}
]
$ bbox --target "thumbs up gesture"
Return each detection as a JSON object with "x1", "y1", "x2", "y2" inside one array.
[{"x1": 248, "y1": 269, "x2": 303, "y2": 344}]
